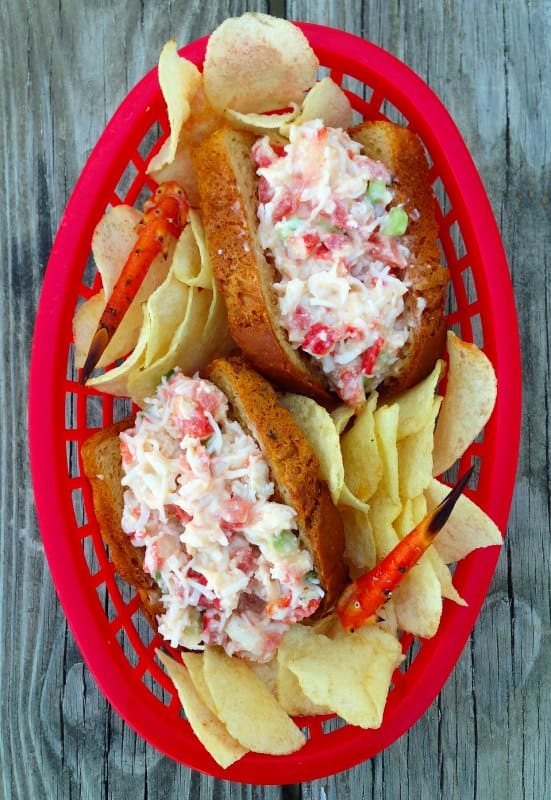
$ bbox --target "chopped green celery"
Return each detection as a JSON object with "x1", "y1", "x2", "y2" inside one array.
[
  {"x1": 305, "y1": 569, "x2": 320, "y2": 584},
  {"x1": 183, "y1": 610, "x2": 202, "y2": 641},
  {"x1": 154, "y1": 571, "x2": 166, "y2": 592},
  {"x1": 366, "y1": 179, "x2": 391, "y2": 206},
  {"x1": 277, "y1": 217, "x2": 302, "y2": 238},
  {"x1": 272, "y1": 529, "x2": 299, "y2": 554},
  {"x1": 381, "y1": 206, "x2": 409, "y2": 236},
  {"x1": 163, "y1": 368, "x2": 175, "y2": 381}
]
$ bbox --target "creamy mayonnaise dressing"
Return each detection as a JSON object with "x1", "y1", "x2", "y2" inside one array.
[
  {"x1": 120, "y1": 371, "x2": 323, "y2": 662},
  {"x1": 253, "y1": 119, "x2": 422, "y2": 405}
]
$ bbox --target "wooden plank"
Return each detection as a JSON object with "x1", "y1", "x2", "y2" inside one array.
[{"x1": 1, "y1": 0, "x2": 548, "y2": 798}]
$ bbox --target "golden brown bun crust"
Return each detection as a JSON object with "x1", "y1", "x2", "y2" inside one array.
[
  {"x1": 192, "y1": 127, "x2": 333, "y2": 406},
  {"x1": 349, "y1": 121, "x2": 449, "y2": 397},
  {"x1": 81, "y1": 418, "x2": 163, "y2": 629},
  {"x1": 204, "y1": 355, "x2": 347, "y2": 611},
  {"x1": 194, "y1": 121, "x2": 448, "y2": 402}
]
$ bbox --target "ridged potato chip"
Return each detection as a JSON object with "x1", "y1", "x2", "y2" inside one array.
[
  {"x1": 341, "y1": 392, "x2": 381, "y2": 502},
  {"x1": 147, "y1": 40, "x2": 202, "y2": 172},
  {"x1": 279, "y1": 392, "x2": 344, "y2": 505},
  {"x1": 433, "y1": 332, "x2": 497, "y2": 475},
  {"x1": 85, "y1": 312, "x2": 151, "y2": 397},
  {"x1": 340, "y1": 505, "x2": 376, "y2": 577},
  {"x1": 285, "y1": 626, "x2": 403, "y2": 729},
  {"x1": 225, "y1": 106, "x2": 299, "y2": 138},
  {"x1": 426, "y1": 478, "x2": 502, "y2": 563},
  {"x1": 181, "y1": 651, "x2": 218, "y2": 715},
  {"x1": 397, "y1": 395, "x2": 442, "y2": 499},
  {"x1": 393, "y1": 359, "x2": 445, "y2": 440},
  {"x1": 277, "y1": 626, "x2": 331, "y2": 716},
  {"x1": 392, "y1": 554, "x2": 443, "y2": 638},
  {"x1": 281, "y1": 77, "x2": 352, "y2": 134},
  {"x1": 424, "y1": 547, "x2": 467, "y2": 606},
  {"x1": 156, "y1": 650, "x2": 247, "y2": 768},
  {"x1": 147, "y1": 42, "x2": 223, "y2": 204},
  {"x1": 203, "y1": 13, "x2": 319, "y2": 114},
  {"x1": 203, "y1": 647, "x2": 305, "y2": 755}
]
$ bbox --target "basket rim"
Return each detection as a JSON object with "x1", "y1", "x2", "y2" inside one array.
[{"x1": 28, "y1": 22, "x2": 521, "y2": 784}]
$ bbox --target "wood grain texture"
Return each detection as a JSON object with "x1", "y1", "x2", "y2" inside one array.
[{"x1": 1, "y1": 1, "x2": 548, "y2": 799}]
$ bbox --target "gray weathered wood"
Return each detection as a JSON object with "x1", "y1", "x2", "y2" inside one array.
[{"x1": 1, "y1": 0, "x2": 548, "y2": 798}]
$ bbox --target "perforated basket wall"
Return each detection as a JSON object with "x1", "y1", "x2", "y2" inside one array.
[{"x1": 29, "y1": 24, "x2": 521, "y2": 784}]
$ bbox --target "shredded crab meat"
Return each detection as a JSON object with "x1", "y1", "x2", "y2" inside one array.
[
  {"x1": 253, "y1": 119, "x2": 424, "y2": 405},
  {"x1": 120, "y1": 371, "x2": 323, "y2": 662}
]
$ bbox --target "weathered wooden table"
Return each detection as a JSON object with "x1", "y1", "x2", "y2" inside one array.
[{"x1": 2, "y1": 1, "x2": 548, "y2": 798}]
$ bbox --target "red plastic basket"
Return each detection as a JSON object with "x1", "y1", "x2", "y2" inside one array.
[{"x1": 29, "y1": 24, "x2": 521, "y2": 784}]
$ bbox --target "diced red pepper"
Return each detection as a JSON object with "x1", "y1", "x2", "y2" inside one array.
[
  {"x1": 170, "y1": 505, "x2": 192, "y2": 525},
  {"x1": 258, "y1": 175, "x2": 274, "y2": 203},
  {"x1": 272, "y1": 144, "x2": 286, "y2": 158},
  {"x1": 221, "y1": 495, "x2": 253, "y2": 528},
  {"x1": 302, "y1": 323, "x2": 341, "y2": 356},
  {"x1": 175, "y1": 412, "x2": 213, "y2": 438},
  {"x1": 361, "y1": 337, "x2": 385, "y2": 375},
  {"x1": 302, "y1": 231, "x2": 320, "y2": 252},
  {"x1": 272, "y1": 194, "x2": 296, "y2": 222}
]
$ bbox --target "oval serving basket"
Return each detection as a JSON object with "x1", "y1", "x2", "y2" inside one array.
[{"x1": 29, "y1": 23, "x2": 521, "y2": 784}]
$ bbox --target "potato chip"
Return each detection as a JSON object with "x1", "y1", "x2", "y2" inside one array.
[
  {"x1": 92, "y1": 205, "x2": 142, "y2": 297},
  {"x1": 149, "y1": 143, "x2": 200, "y2": 207},
  {"x1": 279, "y1": 393, "x2": 344, "y2": 504},
  {"x1": 375, "y1": 598, "x2": 399, "y2": 637},
  {"x1": 368, "y1": 487, "x2": 401, "y2": 559},
  {"x1": 394, "y1": 359, "x2": 445, "y2": 440},
  {"x1": 425, "y1": 478, "x2": 502, "y2": 563},
  {"x1": 411, "y1": 493, "x2": 428, "y2": 525},
  {"x1": 203, "y1": 647, "x2": 305, "y2": 754},
  {"x1": 203, "y1": 13, "x2": 319, "y2": 114},
  {"x1": 86, "y1": 313, "x2": 150, "y2": 396},
  {"x1": 225, "y1": 106, "x2": 299, "y2": 138},
  {"x1": 393, "y1": 498, "x2": 415, "y2": 540},
  {"x1": 373, "y1": 403, "x2": 401, "y2": 506},
  {"x1": 147, "y1": 41, "x2": 202, "y2": 172},
  {"x1": 397, "y1": 396, "x2": 442, "y2": 499},
  {"x1": 281, "y1": 77, "x2": 352, "y2": 133},
  {"x1": 285, "y1": 626, "x2": 403, "y2": 729},
  {"x1": 341, "y1": 392, "x2": 381, "y2": 502},
  {"x1": 311, "y1": 613, "x2": 342, "y2": 638},
  {"x1": 144, "y1": 269, "x2": 189, "y2": 367},
  {"x1": 331, "y1": 403, "x2": 356, "y2": 435},
  {"x1": 277, "y1": 626, "x2": 331, "y2": 716},
  {"x1": 433, "y1": 332, "x2": 497, "y2": 475},
  {"x1": 172, "y1": 211, "x2": 215, "y2": 289},
  {"x1": 249, "y1": 658, "x2": 279, "y2": 698},
  {"x1": 181, "y1": 652, "x2": 218, "y2": 715},
  {"x1": 127, "y1": 286, "x2": 214, "y2": 406},
  {"x1": 340, "y1": 505, "x2": 376, "y2": 577},
  {"x1": 424, "y1": 547, "x2": 467, "y2": 606},
  {"x1": 392, "y1": 553, "x2": 443, "y2": 638},
  {"x1": 156, "y1": 650, "x2": 247, "y2": 768}
]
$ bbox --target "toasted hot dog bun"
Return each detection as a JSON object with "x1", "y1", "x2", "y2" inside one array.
[
  {"x1": 81, "y1": 418, "x2": 164, "y2": 629},
  {"x1": 205, "y1": 355, "x2": 347, "y2": 610},
  {"x1": 81, "y1": 357, "x2": 347, "y2": 633},
  {"x1": 192, "y1": 121, "x2": 448, "y2": 403}
]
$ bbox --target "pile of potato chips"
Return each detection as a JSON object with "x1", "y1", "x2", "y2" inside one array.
[
  {"x1": 73, "y1": 12, "x2": 502, "y2": 768},
  {"x1": 156, "y1": 329, "x2": 499, "y2": 768}
]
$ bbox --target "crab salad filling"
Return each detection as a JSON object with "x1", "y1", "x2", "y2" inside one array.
[
  {"x1": 253, "y1": 119, "x2": 424, "y2": 405},
  {"x1": 120, "y1": 370, "x2": 323, "y2": 662}
]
